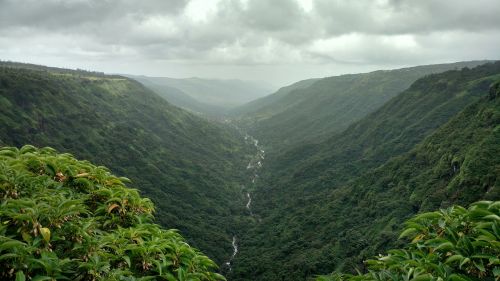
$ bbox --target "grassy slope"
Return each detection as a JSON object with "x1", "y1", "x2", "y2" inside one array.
[
  {"x1": 235, "y1": 61, "x2": 490, "y2": 151},
  {"x1": 230, "y1": 62, "x2": 500, "y2": 280},
  {"x1": 0, "y1": 63, "x2": 252, "y2": 264}
]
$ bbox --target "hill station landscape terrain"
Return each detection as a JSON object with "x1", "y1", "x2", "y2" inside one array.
[{"x1": 0, "y1": 1, "x2": 499, "y2": 281}]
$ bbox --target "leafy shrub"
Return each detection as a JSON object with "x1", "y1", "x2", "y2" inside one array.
[
  {"x1": 317, "y1": 201, "x2": 500, "y2": 281},
  {"x1": 0, "y1": 145, "x2": 225, "y2": 281}
]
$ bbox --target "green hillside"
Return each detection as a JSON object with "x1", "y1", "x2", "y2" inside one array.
[
  {"x1": 229, "y1": 63, "x2": 500, "y2": 280},
  {"x1": 0, "y1": 146, "x2": 224, "y2": 281},
  {"x1": 261, "y1": 62, "x2": 500, "y2": 193},
  {"x1": 0, "y1": 63, "x2": 253, "y2": 264},
  {"x1": 235, "y1": 61, "x2": 490, "y2": 151}
]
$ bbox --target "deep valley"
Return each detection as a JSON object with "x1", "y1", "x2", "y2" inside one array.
[{"x1": 0, "y1": 60, "x2": 499, "y2": 281}]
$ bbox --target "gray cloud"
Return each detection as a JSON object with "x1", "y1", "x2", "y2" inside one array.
[
  {"x1": 0, "y1": 0, "x2": 499, "y2": 85},
  {"x1": 239, "y1": 0, "x2": 306, "y2": 32},
  {"x1": 0, "y1": 0, "x2": 188, "y2": 29},
  {"x1": 315, "y1": 0, "x2": 500, "y2": 35}
]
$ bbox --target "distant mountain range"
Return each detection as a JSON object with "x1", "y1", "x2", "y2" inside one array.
[{"x1": 128, "y1": 75, "x2": 276, "y2": 116}]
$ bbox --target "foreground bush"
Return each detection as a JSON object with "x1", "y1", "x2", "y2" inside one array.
[
  {"x1": 0, "y1": 145, "x2": 225, "y2": 281},
  {"x1": 318, "y1": 201, "x2": 500, "y2": 281}
]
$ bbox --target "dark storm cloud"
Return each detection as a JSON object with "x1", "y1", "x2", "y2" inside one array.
[{"x1": 0, "y1": 0, "x2": 498, "y2": 85}]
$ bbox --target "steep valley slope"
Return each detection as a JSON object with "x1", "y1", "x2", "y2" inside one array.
[
  {"x1": 229, "y1": 62, "x2": 500, "y2": 280},
  {"x1": 234, "y1": 61, "x2": 490, "y2": 152},
  {"x1": 0, "y1": 62, "x2": 254, "y2": 265}
]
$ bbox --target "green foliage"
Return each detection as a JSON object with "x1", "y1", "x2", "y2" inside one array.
[
  {"x1": 0, "y1": 63, "x2": 253, "y2": 264},
  {"x1": 0, "y1": 145, "x2": 225, "y2": 281},
  {"x1": 317, "y1": 201, "x2": 500, "y2": 281}
]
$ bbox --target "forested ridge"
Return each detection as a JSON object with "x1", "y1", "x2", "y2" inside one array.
[
  {"x1": 0, "y1": 62, "x2": 254, "y2": 265},
  {"x1": 234, "y1": 61, "x2": 490, "y2": 152}
]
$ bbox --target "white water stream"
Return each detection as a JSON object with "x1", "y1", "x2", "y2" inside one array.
[
  {"x1": 224, "y1": 236, "x2": 238, "y2": 270},
  {"x1": 223, "y1": 133, "x2": 264, "y2": 273}
]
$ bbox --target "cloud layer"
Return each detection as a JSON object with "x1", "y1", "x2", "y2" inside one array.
[{"x1": 1, "y1": 0, "x2": 499, "y2": 85}]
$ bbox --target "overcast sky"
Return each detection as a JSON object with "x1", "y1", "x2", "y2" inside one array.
[{"x1": 1, "y1": 0, "x2": 499, "y2": 86}]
